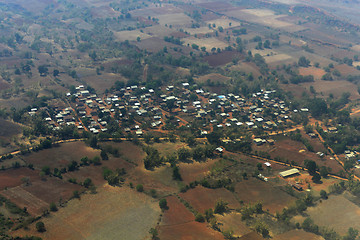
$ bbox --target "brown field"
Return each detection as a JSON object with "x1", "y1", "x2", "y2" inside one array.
[
  {"x1": 183, "y1": 37, "x2": 229, "y2": 52},
  {"x1": 239, "y1": 232, "x2": 265, "y2": 240},
  {"x1": 196, "y1": 73, "x2": 231, "y2": 84},
  {"x1": 157, "y1": 13, "x2": 192, "y2": 27},
  {"x1": 234, "y1": 179, "x2": 295, "y2": 214},
  {"x1": 23, "y1": 141, "x2": 100, "y2": 170},
  {"x1": 179, "y1": 158, "x2": 220, "y2": 183},
  {"x1": 113, "y1": 30, "x2": 152, "y2": 42},
  {"x1": 2, "y1": 177, "x2": 82, "y2": 215},
  {"x1": 299, "y1": 67, "x2": 326, "y2": 80},
  {"x1": 161, "y1": 195, "x2": 194, "y2": 225},
  {"x1": 12, "y1": 185, "x2": 161, "y2": 240},
  {"x1": 143, "y1": 25, "x2": 176, "y2": 38},
  {"x1": 264, "y1": 53, "x2": 293, "y2": 65},
  {"x1": 204, "y1": 51, "x2": 242, "y2": 67},
  {"x1": 230, "y1": 62, "x2": 262, "y2": 78},
  {"x1": 179, "y1": 186, "x2": 240, "y2": 213},
  {"x1": 197, "y1": 1, "x2": 235, "y2": 12},
  {"x1": 151, "y1": 142, "x2": 186, "y2": 157},
  {"x1": 0, "y1": 118, "x2": 22, "y2": 139},
  {"x1": 263, "y1": 137, "x2": 343, "y2": 174},
  {"x1": 160, "y1": 221, "x2": 225, "y2": 240},
  {"x1": 292, "y1": 194, "x2": 360, "y2": 235},
  {"x1": 274, "y1": 229, "x2": 324, "y2": 240},
  {"x1": 0, "y1": 168, "x2": 42, "y2": 190},
  {"x1": 216, "y1": 212, "x2": 252, "y2": 237},
  {"x1": 205, "y1": 17, "x2": 241, "y2": 30},
  {"x1": 335, "y1": 64, "x2": 360, "y2": 76},
  {"x1": 302, "y1": 80, "x2": 360, "y2": 100}
]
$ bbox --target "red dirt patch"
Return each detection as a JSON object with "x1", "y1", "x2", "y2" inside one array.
[
  {"x1": 234, "y1": 179, "x2": 295, "y2": 214},
  {"x1": 204, "y1": 51, "x2": 242, "y2": 67},
  {"x1": 180, "y1": 186, "x2": 240, "y2": 213},
  {"x1": 179, "y1": 159, "x2": 218, "y2": 183},
  {"x1": 0, "y1": 168, "x2": 41, "y2": 190},
  {"x1": 161, "y1": 196, "x2": 194, "y2": 226},
  {"x1": 274, "y1": 229, "x2": 324, "y2": 240},
  {"x1": 298, "y1": 67, "x2": 325, "y2": 80},
  {"x1": 23, "y1": 141, "x2": 100, "y2": 170},
  {"x1": 159, "y1": 221, "x2": 225, "y2": 240}
]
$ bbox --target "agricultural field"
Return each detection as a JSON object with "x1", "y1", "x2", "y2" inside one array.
[
  {"x1": 274, "y1": 229, "x2": 324, "y2": 240},
  {"x1": 234, "y1": 179, "x2": 296, "y2": 214},
  {"x1": 180, "y1": 186, "x2": 241, "y2": 213},
  {"x1": 292, "y1": 194, "x2": 360, "y2": 235},
  {"x1": 12, "y1": 185, "x2": 161, "y2": 240}
]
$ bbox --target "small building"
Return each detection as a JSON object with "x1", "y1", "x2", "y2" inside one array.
[{"x1": 279, "y1": 168, "x2": 300, "y2": 178}]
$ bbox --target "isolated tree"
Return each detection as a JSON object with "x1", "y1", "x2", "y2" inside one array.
[
  {"x1": 53, "y1": 69, "x2": 59, "y2": 77},
  {"x1": 36, "y1": 221, "x2": 46, "y2": 232},
  {"x1": 50, "y1": 202, "x2": 58, "y2": 212},
  {"x1": 320, "y1": 190, "x2": 328, "y2": 199},
  {"x1": 172, "y1": 166, "x2": 182, "y2": 181},
  {"x1": 38, "y1": 65, "x2": 48, "y2": 76},
  {"x1": 136, "y1": 184, "x2": 144, "y2": 192},
  {"x1": 159, "y1": 198, "x2": 168, "y2": 210},
  {"x1": 298, "y1": 56, "x2": 310, "y2": 67},
  {"x1": 214, "y1": 200, "x2": 228, "y2": 214}
]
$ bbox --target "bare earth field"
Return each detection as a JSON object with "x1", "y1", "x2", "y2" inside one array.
[
  {"x1": 299, "y1": 67, "x2": 326, "y2": 80},
  {"x1": 183, "y1": 37, "x2": 229, "y2": 52},
  {"x1": 196, "y1": 73, "x2": 231, "y2": 84},
  {"x1": 0, "y1": 168, "x2": 41, "y2": 190},
  {"x1": 23, "y1": 141, "x2": 100, "y2": 170},
  {"x1": 274, "y1": 229, "x2": 324, "y2": 240},
  {"x1": 216, "y1": 212, "x2": 252, "y2": 237},
  {"x1": 234, "y1": 179, "x2": 295, "y2": 214},
  {"x1": 12, "y1": 185, "x2": 161, "y2": 240},
  {"x1": 2, "y1": 177, "x2": 82, "y2": 215},
  {"x1": 180, "y1": 186, "x2": 240, "y2": 213},
  {"x1": 292, "y1": 194, "x2": 360, "y2": 235},
  {"x1": 179, "y1": 158, "x2": 219, "y2": 183},
  {"x1": 302, "y1": 80, "x2": 360, "y2": 100}
]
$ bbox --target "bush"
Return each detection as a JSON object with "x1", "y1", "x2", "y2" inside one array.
[
  {"x1": 36, "y1": 221, "x2": 46, "y2": 232},
  {"x1": 136, "y1": 184, "x2": 144, "y2": 192},
  {"x1": 195, "y1": 213, "x2": 205, "y2": 222},
  {"x1": 49, "y1": 202, "x2": 57, "y2": 212},
  {"x1": 159, "y1": 198, "x2": 168, "y2": 210}
]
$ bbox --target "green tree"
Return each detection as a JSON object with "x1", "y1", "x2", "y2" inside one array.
[
  {"x1": 159, "y1": 198, "x2": 168, "y2": 210},
  {"x1": 177, "y1": 147, "x2": 190, "y2": 162},
  {"x1": 214, "y1": 200, "x2": 228, "y2": 214},
  {"x1": 172, "y1": 166, "x2": 182, "y2": 181},
  {"x1": 320, "y1": 190, "x2": 328, "y2": 199},
  {"x1": 36, "y1": 221, "x2": 46, "y2": 232},
  {"x1": 38, "y1": 65, "x2": 48, "y2": 76},
  {"x1": 49, "y1": 202, "x2": 58, "y2": 212},
  {"x1": 298, "y1": 56, "x2": 310, "y2": 67},
  {"x1": 136, "y1": 184, "x2": 144, "y2": 192}
]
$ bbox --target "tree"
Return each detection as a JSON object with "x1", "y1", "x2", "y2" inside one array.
[
  {"x1": 320, "y1": 190, "x2": 328, "y2": 199},
  {"x1": 149, "y1": 228, "x2": 158, "y2": 240},
  {"x1": 89, "y1": 51, "x2": 97, "y2": 61},
  {"x1": 36, "y1": 221, "x2": 46, "y2": 232},
  {"x1": 136, "y1": 184, "x2": 144, "y2": 192},
  {"x1": 38, "y1": 65, "x2": 48, "y2": 76},
  {"x1": 320, "y1": 166, "x2": 329, "y2": 178},
  {"x1": 312, "y1": 172, "x2": 321, "y2": 183},
  {"x1": 195, "y1": 213, "x2": 205, "y2": 222},
  {"x1": 49, "y1": 202, "x2": 58, "y2": 212},
  {"x1": 83, "y1": 178, "x2": 93, "y2": 188},
  {"x1": 53, "y1": 69, "x2": 59, "y2": 77},
  {"x1": 177, "y1": 147, "x2": 190, "y2": 162},
  {"x1": 343, "y1": 227, "x2": 359, "y2": 240},
  {"x1": 172, "y1": 166, "x2": 182, "y2": 181},
  {"x1": 100, "y1": 150, "x2": 108, "y2": 160},
  {"x1": 298, "y1": 56, "x2": 310, "y2": 67},
  {"x1": 214, "y1": 200, "x2": 228, "y2": 214},
  {"x1": 159, "y1": 198, "x2": 168, "y2": 210},
  {"x1": 304, "y1": 159, "x2": 317, "y2": 175}
]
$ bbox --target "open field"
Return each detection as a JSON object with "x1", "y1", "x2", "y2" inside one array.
[
  {"x1": 113, "y1": 30, "x2": 152, "y2": 42},
  {"x1": 205, "y1": 17, "x2": 241, "y2": 30},
  {"x1": 183, "y1": 37, "x2": 229, "y2": 52},
  {"x1": 180, "y1": 186, "x2": 240, "y2": 213},
  {"x1": 196, "y1": 73, "x2": 231, "y2": 84},
  {"x1": 157, "y1": 13, "x2": 192, "y2": 27},
  {"x1": 204, "y1": 51, "x2": 242, "y2": 67},
  {"x1": 0, "y1": 168, "x2": 41, "y2": 190},
  {"x1": 234, "y1": 179, "x2": 295, "y2": 214},
  {"x1": 179, "y1": 158, "x2": 220, "y2": 183},
  {"x1": 299, "y1": 67, "x2": 326, "y2": 80},
  {"x1": 23, "y1": 141, "x2": 100, "y2": 170},
  {"x1": 292, "y1": 194, "x2": 360, "y2": 235},
  {"x1": 216, "y1": 212, "x2": 252, "y2": 237},
  {"x1": 2, "y1": 177, "x2": 82, "y2": 215},
  {"x1": 302, "y1": 80, "x2": 360, "y2": 100},
  {"x1": 274, "y1": 229, "x2": 324, "y2": 240},
  {"x1": 12, "y1": 185, "x2": 161, "y2": 240}
]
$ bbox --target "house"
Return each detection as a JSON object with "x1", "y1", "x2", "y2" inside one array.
[
  {"x1": 279, "y1": 168, "x2": 300, "y2": 178},
  {"x1": 253, "y1": 138, "x2": 266, "y2": 146}
]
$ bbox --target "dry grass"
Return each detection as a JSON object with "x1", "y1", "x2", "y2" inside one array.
[{"x1": 12, "y1": 185, "x2": 161, "y2": 240}]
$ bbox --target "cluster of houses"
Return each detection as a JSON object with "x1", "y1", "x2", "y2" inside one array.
[{"x1": 31, "y1": 81, "x2": 312, "y2": 140}]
